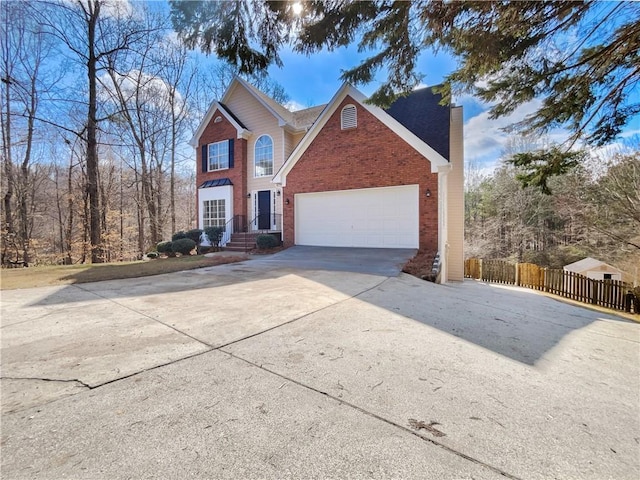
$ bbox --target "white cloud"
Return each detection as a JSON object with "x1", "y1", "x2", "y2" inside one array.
[
  {"x1": 99, "y1": 69, "x2": 185, "y2": 115},
  {"x1": 283, "y1": 100, "x2": 306, "y2": 112},
  {"x1": 61, "y1": 0, "x2": 135, "y2": 19},
  {"x1": 462, "y1": 98, "x2": 573, "y2": 169}
]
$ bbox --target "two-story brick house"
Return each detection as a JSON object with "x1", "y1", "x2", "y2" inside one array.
[{"x1": 191, "y1": 77, "x2": 464, "y2": 282}]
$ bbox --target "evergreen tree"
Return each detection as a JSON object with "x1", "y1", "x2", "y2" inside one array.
[{"x1": 170, "y1": 0, "x2": 640, "y2": 188}]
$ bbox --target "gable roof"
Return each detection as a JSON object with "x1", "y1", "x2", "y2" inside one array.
[
  {"x1": 218, "y1": 103, "x2": 247, "y2": 129},
  {"x1": 221, "y1": 76, "x2": 322, "y2": 131},
  {"x1": 189, "y1": 100, "x2": 251, "y2": 147},
  {"x1": 385, "y1": 87, "x2": 450, "y2": 160},
  {"x1": 564, "y1": 257, "x2": 623, "y2": 274},
  {"x1": 229, "y1": 76, "x2": 293, "y2": 127},
  {"x1": 291, "y1": 104, "x2": 327, "y2": 129},
  {"x1": 273, "y1": 83, "x2": 450, "y2": 185}
]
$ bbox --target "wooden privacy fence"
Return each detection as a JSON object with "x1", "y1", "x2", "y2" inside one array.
[{"x1": 464, "y1": 258, "x2": 639, "y2": 314}]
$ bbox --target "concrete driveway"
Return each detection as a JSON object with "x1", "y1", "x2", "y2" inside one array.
[{"x1": 1, "y1": 251, "x2": 639, "y2": 479}]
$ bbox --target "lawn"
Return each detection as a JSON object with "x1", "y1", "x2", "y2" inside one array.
[{"x1": 0, "y1": 254, "x2": 248, "y2": 290}]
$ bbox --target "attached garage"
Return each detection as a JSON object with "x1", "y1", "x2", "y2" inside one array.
[{"x1": 295, "y1": 185, "x2": 419, "y2": 248}]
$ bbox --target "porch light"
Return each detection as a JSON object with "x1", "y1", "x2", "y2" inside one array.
[
  {"x1": 425, "y1": 189, "x2": 431, "y2": 197},
  {"x1": 246, "y1": 193, "x2": 251, "y2": 198},
  {"x1": 285, "y1": 198, "x2": 290, "y2": 205},
  {"x1": 276, "y1": 190, "x2": 281, "y2": 196}
]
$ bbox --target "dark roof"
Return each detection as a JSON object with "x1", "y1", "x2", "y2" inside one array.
[
  {"x1": 385, "y1": 87, "x2": 450, "y2": 161},
  {"x1": 200, "y1": 178, "x2": 233, "y2": 188},
  {"x1": 218, "y1": 103, "x2": 248, "y2": 129}
]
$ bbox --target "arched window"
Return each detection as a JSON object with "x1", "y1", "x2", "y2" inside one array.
[
  {"x1": 254, "y1": 135, "x2": 273, "y2": 177},
  {"x1": 341, "y1": 104, "x2": 357, "y2": 129}
]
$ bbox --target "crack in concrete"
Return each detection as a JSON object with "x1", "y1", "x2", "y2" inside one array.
[
  {"x1": 70, "y1": 275, "x2": 390, "y2": 354},
  {"x1": 1, "y1": 376, "x2": 91, "y2": 389},
  {"x1": 70, "y1": 284, "x2": 215, "y2": 349},
  {"x1": 85, "y1": 348, "x2": 215, "y2": 390},
  {"x1": 6, "y1": 274, "x2": 524, "y2": 478},
  {"x1": 220, "y1": 349, "x2": 523, "y2": 480},
  {"x1": 5, "y1": 276, "x2": 388, "y2": 400},
  {"x1": 211, "y1": 277, "x2": 390, "y2": 351}
]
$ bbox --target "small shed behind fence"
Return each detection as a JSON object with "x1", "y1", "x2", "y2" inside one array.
[{"x1": 564, "y1": 257, "x2": 625, "y2": 281}]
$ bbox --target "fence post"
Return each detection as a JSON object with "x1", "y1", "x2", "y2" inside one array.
[
  {"x1": 478, "y1": 258, "x2": 483, "y2": 280},
  {"x1": 591, "y1": 279, "x2": 599, "y2": 305},
  {"x1": 625, "y1": 291, "x2": 634, "y2": 313},
  {"x1": 515, "y1": 263, "x2": 520, "y2": 286}
]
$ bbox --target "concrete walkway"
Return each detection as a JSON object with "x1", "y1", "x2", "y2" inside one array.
[{"x1": 1, "y1": 256, "x2": 638, "y2": 479}]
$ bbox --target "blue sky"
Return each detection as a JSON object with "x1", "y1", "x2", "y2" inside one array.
[
  {"x1": 262, "y1": 44, "x2": 536, "y2": 172},
  {"x1": 263, "y1": 41, "x2": 639, "y2": 174}
]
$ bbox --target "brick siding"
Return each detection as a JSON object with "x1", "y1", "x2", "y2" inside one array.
[
  {"x1": 282, "y1": 96, "x2": 439, "y2": 251},
  {"x1": 196, "y1": 111, "x2": 247, "y2": 220}
]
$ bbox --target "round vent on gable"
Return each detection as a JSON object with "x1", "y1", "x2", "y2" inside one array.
[
  {"x1": 341, "y1": 104, "x2": 357, "y2": 130},
  {"x1": 214, "y1": 116, "x2": 222, "y2": 123}
]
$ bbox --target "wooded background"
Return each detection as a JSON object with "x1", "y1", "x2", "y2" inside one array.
[
  {"x1": 465, "y1": 137, "x2": 639, "y2": 280},
  {"x1": 1, "y1": 1, "x2": 287, "y2": 266}
]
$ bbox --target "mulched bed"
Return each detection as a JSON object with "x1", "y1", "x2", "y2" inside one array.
[
  {"x1": 248, "y1": 245, "x2": 288, "y2": 255},
  {"x1": 402, "y1": 250, "x2": 437, "y2": 279}
]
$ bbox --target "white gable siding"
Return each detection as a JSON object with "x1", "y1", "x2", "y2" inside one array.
[{"x1": 225, "y1": 84, "x2": 285, "y2": 214}]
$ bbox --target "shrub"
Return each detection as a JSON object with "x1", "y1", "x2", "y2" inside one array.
[
  {"x1": 146, "y1": 251, "x2": 159, "y2": 259},
  {"x1": 171, "y1": 238, "x2": 196, "y2": 255},
  {"x1": 171, "y1": 231, "x2": 187, "y2": 241},
  {"x1": 185, "y1": 228, "x2": 203, "y2": 243},
  {"x1": 256, "y1": 234, "x2": 279, "y2": 249},
  {"x1": 157, "y1": 241, "x2": 173, "y2": 255},
  {"x1": 204, "y1": 226, "x2": 224, "y2": 247}
]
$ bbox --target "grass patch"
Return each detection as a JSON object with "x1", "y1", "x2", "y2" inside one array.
[{"x1": 0, "y1": 255, "x2": 248, "y2": 290}]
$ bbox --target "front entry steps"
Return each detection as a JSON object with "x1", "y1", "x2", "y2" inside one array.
[{"x1": 224, "y1": 232, "x2": 260, "y2": 252}]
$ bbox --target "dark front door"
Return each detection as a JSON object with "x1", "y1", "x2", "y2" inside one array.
[{"x1": 257, "y1": 190, "x2": 271, "y2": 230}]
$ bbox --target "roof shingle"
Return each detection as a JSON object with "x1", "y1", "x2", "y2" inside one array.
[{"x1": 385, "y1": 87, "x2": 451, "y2": 161}]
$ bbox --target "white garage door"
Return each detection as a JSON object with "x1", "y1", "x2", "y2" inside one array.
[{"x1": 295, "y1": 185, "x2": 419, "y2": 248}]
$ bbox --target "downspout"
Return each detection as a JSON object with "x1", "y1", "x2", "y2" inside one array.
[{"x1": 437, "y1": 164, "x2": 452, "y2": 283}]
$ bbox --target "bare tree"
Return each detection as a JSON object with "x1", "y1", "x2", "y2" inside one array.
[
  {"x1": 587, "y1": 151, "x2": 640, "y2": 251},
  {"x1": 159, "y1": 40, "x2": 196, "y2": 234},
  {"x1": 0, "y1": 1, "x2": 54, "y2": 266},
  {"x1": 38, "y1": 0, "x2": 150, "y2": 262}
]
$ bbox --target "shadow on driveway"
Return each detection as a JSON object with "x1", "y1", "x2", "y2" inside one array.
[
  {"x1": 12, "y1": 246, "x2": 634, "y2": 368},
  {"x1": 357, "y1": 276, "x2": 636, "y2": 366}
]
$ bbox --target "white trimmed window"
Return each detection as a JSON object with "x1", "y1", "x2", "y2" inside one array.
[
  {"x1": 208, "y1": 140, "x2": 229, "y2": 171},
  {"x1": 341, "y1": 104, "x2": 357, "y2": 129},
  {"x1": 203, "y1": 199, "x2": 226, "y2": 228},
  {"x1": 254, "y1": 135, "x2": 273, "y2": 177}
]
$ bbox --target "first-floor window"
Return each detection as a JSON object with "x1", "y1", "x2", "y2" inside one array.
[{"x1": 203, "y1": 199, "x2": 226, "y2": 228}]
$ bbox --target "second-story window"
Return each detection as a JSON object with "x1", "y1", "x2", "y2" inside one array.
[
  {"x1": 254, "y1": 135, "x2": 273, "y2": 177},
  {"x1": 208, "y1": 140, "x2": 230, "y2": 171}
]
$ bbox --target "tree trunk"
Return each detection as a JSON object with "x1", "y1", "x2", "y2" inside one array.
[
  {"x1": 65, "y1": 158, "x2": 74, "y2": 265},
  {"x1": 1, "y1": 15, "x2": 15, "y2": 265},
  {"x1": 86, "y1": 0, "x2": 102, "y2": 263}
]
